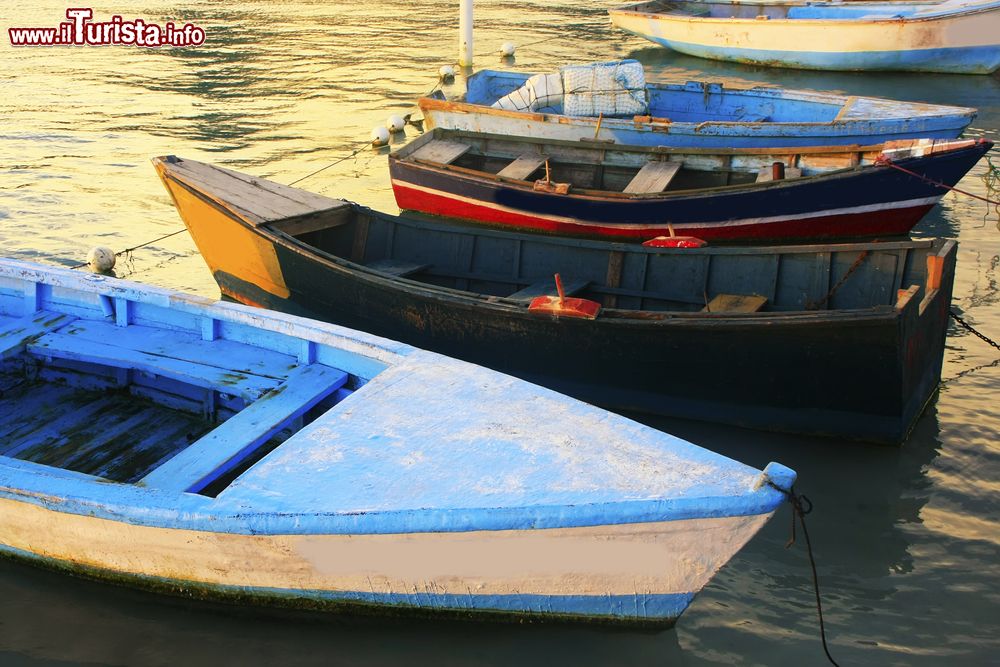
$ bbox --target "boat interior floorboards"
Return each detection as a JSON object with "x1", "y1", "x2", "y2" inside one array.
[{"x1": 0, "y1": 372, "x2": 215, "y2": 483}]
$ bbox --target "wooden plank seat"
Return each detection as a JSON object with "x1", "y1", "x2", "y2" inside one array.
[
  {"x1": 364, "y1": 258, "x2": 432, "y2": 278},
  {"x1": 507, "y1": 278, "x2": 590, "y2": 303},
  {"x1": 410, "y1": 139, "x2": 471, "y2": 165},
  {"x1": 497, "y1": 154, "x2": 547, "y2": 181},
  {"x1": 39, "y1": 319, "x2": 299, "y2": 383},
  {"x1": 140, "y1": 363, "x2": 349, "y2": 493},
  {"x1": 0, "y1": 311, "x2": 76, "y2": 360},
  {"x1": 623, "y1": 161, "x2": 682, "y2": 194},
  {"x1": 702, "y1": 294, "x2": 768, "y2": 313},
  {"x1": 26, "y1": 332, "x2": 282, "y2": 401}
]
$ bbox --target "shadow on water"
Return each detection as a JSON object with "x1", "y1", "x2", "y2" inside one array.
[{"x1": 0, "y1": 557, "x2": 683, "y2": 667}]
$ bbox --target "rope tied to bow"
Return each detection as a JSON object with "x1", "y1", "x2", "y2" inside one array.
[
  {"x1": 874, "y1": 151, "x2": 1000, "y2": 207},
  {"x1": 768, "y1": 483, "x2": 842, "y2": 667}
]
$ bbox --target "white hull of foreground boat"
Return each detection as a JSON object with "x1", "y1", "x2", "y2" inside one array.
[{"x1": 0, "y1": 492, "x2": 770, "y2": 622}]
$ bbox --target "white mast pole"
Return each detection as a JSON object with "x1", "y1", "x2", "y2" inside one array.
[{"x1": 459, "y1": 0, "x2": 473, "y2": 68}]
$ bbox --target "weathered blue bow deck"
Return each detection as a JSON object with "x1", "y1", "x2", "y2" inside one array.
[{"x1": 0, "y1": 258, "x2": 794, "y2": 625}]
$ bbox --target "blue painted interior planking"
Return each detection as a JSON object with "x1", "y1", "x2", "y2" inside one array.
[{"x1": 0, "y1": 257, "x2": 793, "y2": 537}]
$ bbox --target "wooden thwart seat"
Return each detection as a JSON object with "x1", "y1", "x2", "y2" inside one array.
[
  {"x1": 497, "y1": 154, "x2": 547, "y2": 181},
  {"x1": 140, "y1": 364, "x2": 350, "y2": 494},
  {"x1": 623, "y1": 161, "x2": 681, "y2": 194},
  {"x1": 0, "y1": 311, "x2": 76, "y2": 360},
  {"x1": 508, "y1": 279, "x2": 590, "y2": 303},
  {"x1": 702, "y1": 294, "x2": 768, "y2": 313},
  {"x1": 27, "y1": 332, "x2": 281, "y2": 401},
  {"x1": 364, "y1": 258, "x2": 431, "y2": 278},
  {"x1": 410, "y1": 139, "x2": 471, "y2": 165}
]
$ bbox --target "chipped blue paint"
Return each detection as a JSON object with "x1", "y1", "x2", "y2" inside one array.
[{"x1": 451, "y1": 69, "x2": 975, "y2": 148}]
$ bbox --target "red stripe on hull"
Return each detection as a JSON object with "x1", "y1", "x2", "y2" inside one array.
[{"x1": 392, "y1": 184, "x2": 933, "y2": 242}]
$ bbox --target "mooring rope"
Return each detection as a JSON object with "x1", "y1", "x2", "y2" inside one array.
[
  {"x1": 874, "y1": 153, "x2": 1000, "y2": 207},
  {"x1": 288, "y1": 142, "x2": 370, "y2": 186},
  {"x1": 69, "y1": 228, "x2": 188, "y2": 270},
  {"x1": 768, "y1": 484, "x2": 842, "y2": 667}
]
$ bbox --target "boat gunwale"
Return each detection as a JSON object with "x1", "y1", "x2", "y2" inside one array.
[
  {"x1": 391, "y1": 129, "x2": 988, "y2": 202},
  {"x1": 447, "y1": 70, "x2": 977, "y2": 121},
  {"x1": 0, "y1": 455, "x2": 790, "y2": 535},
  {"x1": 0, "y1": 258, "x2": 413, "y2": 369}
]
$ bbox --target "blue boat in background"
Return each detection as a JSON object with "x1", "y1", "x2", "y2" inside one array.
[
  {"x1": 418, "y1": 61, "x2": 977, "y2": 148},
  {"x1": 0, "y1": 257, "x2": 794, "y2": 626},
  {"x1": 610, "y1": 0, "x2": 1000, "y2": 74}
]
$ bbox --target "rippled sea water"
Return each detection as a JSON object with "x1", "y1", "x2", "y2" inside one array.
[{"x1": 1, "y1": 2, "x2": 999, "y2": 665}]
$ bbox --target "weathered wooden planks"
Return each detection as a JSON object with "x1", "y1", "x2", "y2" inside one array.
[
  {"x1": 410, "y1": 139, "x2": 471, "y2": 165},
  {"x1": 497, "y1": 154, "x2": 547, "y2": 180},
  {"x1": 153, "y1": 156, "x2": 350, "y2": 226},
  {"x1": 702, "y1": 294, "x2": 768, "y2": 313},
  {"x1": 140, "y1": 364, "x2": 349, "y2": 493},
  {"x1": 0, "y1": 311, "x2": 76, "y2": 360},
  {"x1": 27, "y1": 332, "x2": 281, "y2": 401},
  {"x1": 623, "y1": 161, "x2": 681, "y2": 194}
]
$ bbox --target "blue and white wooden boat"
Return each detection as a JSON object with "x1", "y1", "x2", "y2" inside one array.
[
  {"x1": 610, "y1": 0, "x2": 1000, "y2": 74},
  {"x1": 0, "y1": 257, "x2": 795, "y2": 625},
  {"x1": 419, "y1": 68, "x2": 977, "y2": 148}
]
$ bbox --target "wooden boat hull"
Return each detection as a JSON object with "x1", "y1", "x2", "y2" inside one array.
[
  {"x1": 610, "y1": 0, "x2": 1000, "y2": 74},
  {"x1": 388, "y1": 137, "x2": 990, "y2": 242},
  {"x1": 154, "y1": 157, "x2": 957, "y2": 442},
  {"x1": 421, "y1": 73, "x2": 975, "y2": 149},
  {"x1": 0, "y1": 491, "x2": 769, "y2": 625},
  {"x1": 0, "y1": 258, "x2": 794, "y2": 625}
]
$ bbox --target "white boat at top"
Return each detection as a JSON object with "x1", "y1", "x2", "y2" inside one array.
[
  {"x1": 418, "y1": 61, "x2": 976, "y2": 148},
  {"x1": 609, "y1": 0, "x2": 1000, "y2": 74}
]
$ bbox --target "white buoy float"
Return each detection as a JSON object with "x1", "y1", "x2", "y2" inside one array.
[
  {"x1": 386, "y1": 115, "x2": 406, "y2": 133},
  {"x1": 499, "y1": 42, "x2": 515, "y2": 57},
  {"x1": 370, "y1": 126, "x2": 390, "y2": 147},
  {"x1": 439, "y1": 65, "x2": 456, "y2": 82},
  {"x1": 87, "y1": 246, "x2": 116, "y2": 273}
]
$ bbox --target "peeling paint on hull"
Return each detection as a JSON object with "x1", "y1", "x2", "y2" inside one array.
[{"x1": 610, "y1": 0, "x2": 1000, "y2": 74}]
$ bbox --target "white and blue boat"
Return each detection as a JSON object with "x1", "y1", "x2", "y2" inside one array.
[
  {"x1": 0, "y1": 257, "x2": 794, "y2": 625},
  {"x1": 420, "y1": 64, "x2": 977, "y2": 148},
  {"x1": 610, "y1": 0, "x2": 1000, "y2": 74}
]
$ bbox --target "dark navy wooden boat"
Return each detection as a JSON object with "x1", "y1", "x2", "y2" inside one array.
[
  {"x1": 0, "y1": 257, "x2": 796, "y2": 626},
  {"x1": 154, "y1": 155, "x2": 958, "y2": 443},
  {"x1": 388, "y1": 128, "x2": 991, "y2": 242}
]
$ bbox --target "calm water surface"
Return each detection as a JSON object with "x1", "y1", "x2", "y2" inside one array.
[{"x1": 1, "y1": 2, "x2": 999, "y2": 665}]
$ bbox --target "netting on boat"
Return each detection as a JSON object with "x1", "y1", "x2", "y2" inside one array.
[{"x1": 490, "y1": 60, "x2": 647, "y2": 117}]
